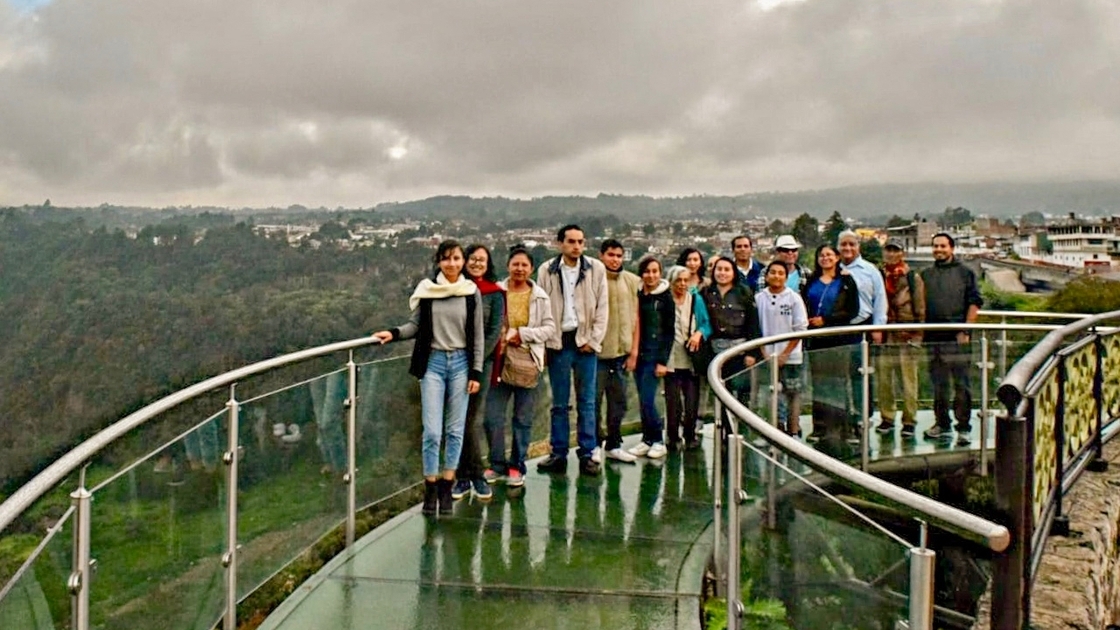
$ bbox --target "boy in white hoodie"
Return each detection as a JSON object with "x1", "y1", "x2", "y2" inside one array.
[{"x1": 756, "y1": 261, "x2": 809, "y2": 436}]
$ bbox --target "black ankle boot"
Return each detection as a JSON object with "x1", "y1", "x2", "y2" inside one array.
[
  {"x1": 422, "y1": 480, "x2": 438, "y2": 515},
  {"x1": 437, "y1": 479, "x2": 454, "y2": 515}
]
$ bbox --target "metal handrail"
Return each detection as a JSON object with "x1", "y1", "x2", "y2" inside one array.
[
  {"x1": 706, "y1": 321, "x2": 1058, "y2": 552},
  {"x1": 0, "y1": 336, "x2": 391, "y2": 535},
  {"x1": 997, "y1": 309, "x2": 1120, "y2": 414}
]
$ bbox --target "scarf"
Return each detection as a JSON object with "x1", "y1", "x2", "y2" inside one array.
[
  {"x1": 472, "y1": 277, "x2": 504, "y2": 296},
  {"x1": 883, "y1": 261, "x2": 910, "y2": 296},
  {"x1": 409, "y1": 272, "x2": 477, "y2": 311}
]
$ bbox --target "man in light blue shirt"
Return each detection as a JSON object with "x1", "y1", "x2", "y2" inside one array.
[{"x1": 837, "y1": 230, "x2": 888, "y2": 435}]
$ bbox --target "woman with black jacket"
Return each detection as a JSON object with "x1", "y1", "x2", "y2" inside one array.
[
  {"x1": 372, "y1": 240, "x2": 484, "y2": 516},
  {"x1": 800, "y1": 245, "x2": 859, "y2": 443},
  {"x1": 699, "y1": 256, "x2": 763, "y2": 405},
  {"x1": 627, "y1": 257, "x2": 675, "y2": 460}
]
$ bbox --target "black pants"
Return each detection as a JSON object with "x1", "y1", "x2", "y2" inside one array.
[
  {"x1": 664, "y1": 370, "x2": 700, "y2": 444},
  {"x1": 596, "y1": 356, "x2": 629, "y2": 450},
  {"x1": 928, "y1": 339, "x2": 972, "y2": 431},
  {"x1": 456, "y1": 358, "x2": 492, "y2": 479}
]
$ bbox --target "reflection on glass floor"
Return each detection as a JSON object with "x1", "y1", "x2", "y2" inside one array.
[
  {"x1": 259, "y1": 434, "x2": 716, "y2": 630},
  {"x1": 259, "y1": 409, "x2": 991, "y2": 630}
]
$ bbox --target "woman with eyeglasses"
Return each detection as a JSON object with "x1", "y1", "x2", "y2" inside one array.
[
  {"x1": 372, "y1": 240, "x2": 484, "y2": 516},
  {"x1": 449, "y1": 244, "x2": 505, "y2": 503}
]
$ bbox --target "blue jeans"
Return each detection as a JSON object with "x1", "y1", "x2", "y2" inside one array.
[
  {"x1": 634, "y1": 359, "x2": 664, "y2": 445},
  {"x1": 547, "y1": 334, "x2": 598, "y2": 459},
  {"x1": 419, "y1": 350, "x2": 470, "y2": 477},
  {"x1": 484, "y1": 381, "x2": 538, "y2": 474}
]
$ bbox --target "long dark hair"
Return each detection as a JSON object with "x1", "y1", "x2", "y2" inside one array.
[
  {"x1": 464, "y1": 244, "x2": 497, "y2": 282},
  {"x1": 676, "y1": 247, "x2": 705, "y2": 271}
]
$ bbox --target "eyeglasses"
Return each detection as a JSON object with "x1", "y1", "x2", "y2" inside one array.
[
  {"x1": 777, "y1": 248, "x2": 798, "y2": 254},
  {"x1": 468, "y1": 257, "x2": 488, "y2": 264}
]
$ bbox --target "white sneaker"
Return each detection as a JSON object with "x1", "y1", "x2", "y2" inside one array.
[
  {"x1": 591, "y1": 446, "x2": 602, "y2": 464},
  {"x1": 606, "y1": 447, "x2": 638, "y2": 463},
  {"x1": 647, "y1": 443, "x2": 668, "y2": 459},
  {"x1": 628, "y1": 442, "x2": 651, "y2": 457}
]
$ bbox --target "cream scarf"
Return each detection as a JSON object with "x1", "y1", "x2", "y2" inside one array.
[{"x1": 409, "y1": 272, "x2": 477, "y2": 311}]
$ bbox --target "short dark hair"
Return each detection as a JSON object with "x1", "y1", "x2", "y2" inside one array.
[
  {"x1": 600, "y1": 238, "x2": 624, "y2": 254},
  {"x1": 731, "y1": 235, "x2": 753, "y2": 249},
  {"x1": 557, "y1": 224, "x2": 583, "y2": 242},
  {"x1": 464, "y1": 244, "x2": 497, "y2": 282},
  {"x1": 764, "y1": 260, "x2": 787, "y2": 276},
  {"x1": 432, "y1": 240, "x2": 464, "y2": 273},
  {"x1": 675, "y1": 247, "x2": 705, "y2": 269},
  {"x1": 507, "y1": 244, "x2": 535, "y2": 268},
  {"x1": 932, "y1": 232, "x2": 956, "y2": 248},
  {"x1": 637, "y1": 256, "x2": 661, "y2": 276}
]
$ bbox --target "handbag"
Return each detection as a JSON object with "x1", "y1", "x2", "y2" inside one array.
[
  {"x1": 685, "y1": 297, "x2": 714, "y2": 373},
  {"x1": 499, "y1": 344, "x2": 541, "y2": 389}
]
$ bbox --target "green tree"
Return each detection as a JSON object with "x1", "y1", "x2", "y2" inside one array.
[
  {"x1": 940, "y1": 206, "x2": 973, "y2": 228},
  {"x1": 886, "y1": 214, "x2": 910, "y2": 228},
  {"x1": 1047, "y1": 276, "x2": 1120, "y2": 314},
  {"x1": 767, "y1": 219, "x2": 786, "y2": 237},
  {"x1": 790, "y1": 213, "x2": 820, "y2": 252},
  {"x1": 822, "y1": 211, "x2": 847, "y2": 246}
]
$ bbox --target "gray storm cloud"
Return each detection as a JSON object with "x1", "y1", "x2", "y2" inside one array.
[{"x1": 1, "y1": 0, "x2": 1119, "y2": 207}]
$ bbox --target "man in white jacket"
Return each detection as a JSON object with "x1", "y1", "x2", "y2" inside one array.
[{"x1": 535, "y1": 225, "x2": 610, "y2": 476}]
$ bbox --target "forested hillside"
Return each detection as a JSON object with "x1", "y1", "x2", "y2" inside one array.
[{"x1": 0, "y1": 210, "x2": 429, "y2": 492}]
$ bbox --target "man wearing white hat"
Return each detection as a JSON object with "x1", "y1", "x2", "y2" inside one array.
[{"x1": 772, "y1": 234, "x2": 810, "y2": 292}]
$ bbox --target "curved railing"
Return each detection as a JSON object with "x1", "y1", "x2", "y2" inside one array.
[
  {"x1": 992, "y1": 308, "x2": 1120, "y2": 629},
  {"x1": 0, "y1": 309, "x2": 1103, "y2": 630},
  {"x1": 705, "y1": 315, "x2": 1103, "y2": 630}
]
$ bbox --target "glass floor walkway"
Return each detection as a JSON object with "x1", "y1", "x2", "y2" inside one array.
[{"x1": 258, "y1": 414, "x2": 990, "y2": 630}]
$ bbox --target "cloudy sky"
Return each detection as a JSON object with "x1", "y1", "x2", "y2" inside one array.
[{"x1": 1, "y1": 0, "x2": 1118, "y2": 208}]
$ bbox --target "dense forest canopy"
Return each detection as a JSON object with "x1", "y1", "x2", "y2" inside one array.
[{"x1": 0, "y1": 210, "x2": 433, "y2": 492}]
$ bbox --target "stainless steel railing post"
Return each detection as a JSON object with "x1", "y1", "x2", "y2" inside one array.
[
  {"x1": 712, "y1": 397, "x2": 723, "y2": 588},
  {"x1": 345, "y1": 352, "x2": 358, "y2": 547},
  {"x1": 726, "y1": 434, "x2": 744, "y2": 630},
  {"x1": 768, "y1": 359, "x2": 779, "y2": 529},
  {"x1": 861, "y1": 334, "x2": 872, "y2": 471},
  {"x1": 68, "y1": 467, "x2": 91, "y2": 630},
  {"x1": 979, "y1": 334, "x2": 992, "y2": 476},
  {"x1": 222, "y1": 385, "x2": 240, "y2": 630},
  {"x1": 909, "y1": 521, "x2": 935, "y2": 630}
]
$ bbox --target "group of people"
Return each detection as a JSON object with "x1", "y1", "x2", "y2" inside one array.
[{"x1": 373, "y1": 223, "x2": 982, "y2": 516}]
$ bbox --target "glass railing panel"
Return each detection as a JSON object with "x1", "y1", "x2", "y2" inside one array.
[
  {"x1": 0, "y1": 510, "x2": 72, "y2": 630},
  {"x1": 234, "y1": 366, "x2": 357, "y2": 603},
  {"x1": 734, "y1": 444, "x2": 916, "y2": 630},
  {"x1": 88, "y1": 414, "x2": 227, "y2": 630},
  {"x1": 353, "y1": 356, "x2": 425, "y2": 508}
]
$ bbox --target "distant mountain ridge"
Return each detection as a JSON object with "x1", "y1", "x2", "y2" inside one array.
[{"x1": 10, "y1": 180, "x2": 1120, "y2": 225}]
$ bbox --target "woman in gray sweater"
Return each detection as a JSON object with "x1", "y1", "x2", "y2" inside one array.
[{"x1": 373, "y1": 240, "x2": 485, "y2": 516}]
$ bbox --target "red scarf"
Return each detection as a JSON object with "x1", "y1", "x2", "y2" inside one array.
[
  {"x1": 883, "y1": 261, "x2": 910, "y2": 296},
  {"x1": 472, "y1": 277, "x2": 504, "y2": 296},
  {"x1": 471, "y1": 277, "x2": 506, "y2": 384}
]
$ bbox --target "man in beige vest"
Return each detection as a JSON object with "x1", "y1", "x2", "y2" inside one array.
[{"x1": 594, "y1": 239, "x2": 641, "y2": 463}]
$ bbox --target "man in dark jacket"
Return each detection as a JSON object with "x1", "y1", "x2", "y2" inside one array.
[{"x1": 920, "y1": 233, "x2": 982, "y2": 446}]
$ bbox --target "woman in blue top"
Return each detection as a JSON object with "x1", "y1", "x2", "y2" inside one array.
[
  {"x1": 663, "y1": 265, "x2": 712, "y2": 450},
  {"x1": 800, "y1": 245, "x2": 859, "y2": 444}
]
